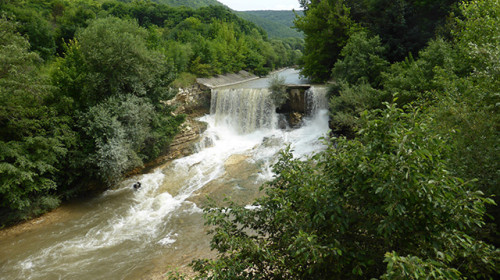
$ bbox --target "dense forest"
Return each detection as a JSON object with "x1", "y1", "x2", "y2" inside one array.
[
  {"x1": 173, "y1": 0, "x2": 500, "y2": 279},
  {"x1": 119, "y1": 0, "x2": 304, "y2": 39},
  {"x1": 237, "y1": 10, "x2": 303, "y2": 38},
  {"x1": 155, "y1": 0, "x2": 222, "y2": 9},
  {"x1": 0, "y1": 0, "x2": 302, "y2": 226}
]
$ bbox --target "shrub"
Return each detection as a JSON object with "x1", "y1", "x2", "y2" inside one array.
[
  {"x1": 268, "y1": 74, "x2": 287, "y2": 107},
  {"x1": 172, "y1": 72, "x2": 197, "y2": 88},
  {"x1": 329, "y1": 81, "x2": 388, "y2": 138}
]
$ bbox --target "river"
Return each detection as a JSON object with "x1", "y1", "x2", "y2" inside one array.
[{"x1": 0, "y1": 70, "x2": 329, "y2": 279}]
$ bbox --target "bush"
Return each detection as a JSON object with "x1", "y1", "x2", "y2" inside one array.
[
  {"x1": 172, "y1": 72, "x2": 197, "y2": 88},
  {"x1": 268, "y1": 74, "x2": 287, "y2": 107},
  {"x1": 329, "y1": 81, "x2": 387, "y2": 138},
  {"x1": 79, "y1": 95, "x2": 154, "y2": 184}
]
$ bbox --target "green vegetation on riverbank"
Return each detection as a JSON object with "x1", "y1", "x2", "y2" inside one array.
[
  {"x1": 0, "y1": 0, "x2": 302, "y2": 226},
  {"x1": 178, "y1": 0, "x2": 499, "y2": 279}
]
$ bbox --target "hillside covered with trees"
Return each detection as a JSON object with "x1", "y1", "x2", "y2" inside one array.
[
  {"x1": 237, "y1": 10, "x2": 303, "y2": 38},
  {"x1": 155, "y1": 0, "x2": 223, "y2": 9},
  {"x1": 174, "y1": 0, "x2": 500, "y2": 279},
  {"x1": 0, "y1": 0, "x2": 302, "y2": 226},
  {"x1": 157, "y1": 0, "x2": 304, "y2": 39}
]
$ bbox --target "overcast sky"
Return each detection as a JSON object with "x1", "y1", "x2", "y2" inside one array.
[{"x1": 217, "y1": 0, "x2": 302, "y2": 11}]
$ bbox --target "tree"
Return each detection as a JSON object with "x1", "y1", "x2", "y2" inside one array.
[
  {"x1": 294, "y1": 0, "x2": 355, "y2": 82},
  {"x1": 295, "y1": 0, "x2": 459, "y2": 81},
  {"x1": 0, "y1": 17, "x2": 69, "y2": 220},
  {"x1": 328, "y1": 30, "x2": 389, "y2": 138},
  {"x1": 0, "y1": 6, "x2": 56, "y2": 60},
  {"x1": 77, "y1": 17, "x2": 168, "y2": 104},
  {"x1": 51, "y1": 16, "x2": 183, "y2": 185},
  {"x1": 52, "y1": 15, "x2": 179, "y2": 109},
  {"x1": 79, "y1": 95, "x2": 153, "y2": 183},
  {"x1": 432, "y1": 0, "x2": 500, "y2": 245},
  {"x1": 331, "y1": 30, "x2": 388, "y2": 87}
]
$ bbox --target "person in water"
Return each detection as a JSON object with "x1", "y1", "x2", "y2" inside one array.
[{"x1": 133, "y1": 182, "x2": 141, "y2": 190}]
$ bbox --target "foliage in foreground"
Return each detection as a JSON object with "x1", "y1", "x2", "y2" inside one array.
[
  {"x1": 327, "y1": 0, "x2": 500, "y2": 244},
  {"x1": 173, "y1": 105, "x2": 498, "y2": 279}
]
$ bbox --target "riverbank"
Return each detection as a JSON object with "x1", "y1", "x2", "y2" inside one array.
[
  {"x1": 0, "y1": 72, "x2": 229, "y2": 279},
  {"x1": 0, "y1": 67, "x2": 300, "y2": 235}
]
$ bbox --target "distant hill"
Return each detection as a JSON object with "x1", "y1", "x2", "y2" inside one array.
[
  {"x1": 153, "y1": 1, "x2": 302, "y2": 38},
  {"x1": 155, "y1": 0, "x2": 224, "y2": 9},
  {"x1": 237, "y1": 10, "x2": 303, "y2": 38}
]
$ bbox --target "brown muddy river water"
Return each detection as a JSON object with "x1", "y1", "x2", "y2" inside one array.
[{"x1": 0, "y1": 71, "x2": 329, "y2": 280}]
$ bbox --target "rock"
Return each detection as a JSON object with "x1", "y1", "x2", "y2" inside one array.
[
  {"x1": 165, "y1": 84, "x2": 211, "y2": 117},
  {"x1": 225, "y1": 154, "x2": 249, "y2": 167},
  {"x1": 262, "y1": 136, "x2": 282, "y2": 147},
  {"x1": 200, "y1": 136, "x2": 215, "y2": 149},
  {"x1": 288, "y1": 112, "x2": 303, "y2": 127}
]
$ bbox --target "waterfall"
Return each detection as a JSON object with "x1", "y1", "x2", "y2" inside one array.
[
  {"x1": 211, "y1": 86, "x2": 329, "y2": 134},
  {"x1": 306, "y1": 86, "x2": 329, "y2": 116},
  {"x1": 210, "y1": 88, "x2": 277, "y2": 134}
]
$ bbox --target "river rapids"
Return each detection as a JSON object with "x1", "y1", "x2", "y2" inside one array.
[{"x1": 0, "y1": 70, "x2": 329, "y2": 280}]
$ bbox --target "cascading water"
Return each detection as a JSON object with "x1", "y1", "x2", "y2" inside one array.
[
  {"x1": 0, "y1": 72, "x2": 330, "y2": 280},
  {"x1": 306, "y1": 86, "x2": 329, "y2": 116},
  {"x1": 210, "y1": 88, "x2": 276, "y2": 133}
]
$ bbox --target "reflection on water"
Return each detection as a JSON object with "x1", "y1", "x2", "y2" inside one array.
[{"x1": 0, "y1": 72, "x2": 328, "y2": 280}]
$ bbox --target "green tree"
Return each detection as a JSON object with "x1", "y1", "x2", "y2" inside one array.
[
  {"x1": 0, "y1": 6, "x2": 56, "y2": 60},
  {"x1": 432, "y1": 0, "x2": 500, "y2": 245},
  {"x1": 331, "y1": 30, "x2": 388, "y2": 87},
  {"x1": 52, "y1": 16, "x2": 178, "y2": 108},
  {"x1": 0, "y1": 17, "x2": 69, "y2": 221},
  {"x1": 76, "y1": 17, "x2": 168, "y2": 105},
  {"x1": 51, "y1": 16, "x2": 183, "y2": 185},
  {"x1": 295, "y1": 0, "x2": 355, "y2": 82},
  {"x1": 296, "y1": 0, "x2": 459, "y2": 81},
  {"x1": 341, "y1": 0, "x2": 459, "y2": 62},
  {"x1": 328, "y1": 30, "x2": 389, "y2": 138},
  {"x1": 79, "y1": 95, "x2": 154, "y2": 184}
]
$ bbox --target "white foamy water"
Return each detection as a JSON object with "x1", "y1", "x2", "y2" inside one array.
[{"x1": 0, "y1": 82, "x2": 329, "y2": 280}]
